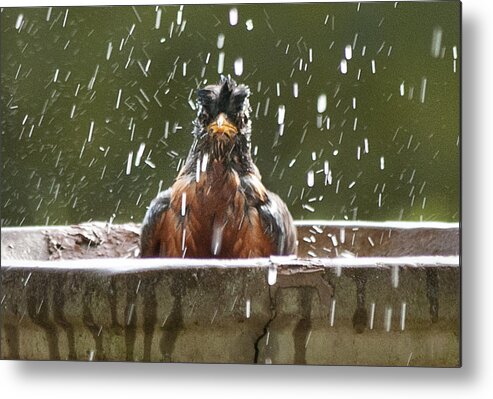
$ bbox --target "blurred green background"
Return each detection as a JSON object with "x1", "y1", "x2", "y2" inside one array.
[{"x1": 1, "y1": 2, "x2": 460, "y2": 227}]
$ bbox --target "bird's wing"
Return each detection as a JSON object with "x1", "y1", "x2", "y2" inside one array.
[
  {"x1": 140, "y1": 188, "x2": 172, "y2": 257},
  {"x1": 258, "y1": 190, "x2": 298, "y2": 256}
]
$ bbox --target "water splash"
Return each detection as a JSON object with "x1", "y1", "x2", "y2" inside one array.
[
  {"x1": 345, "y1": 44, "x2": 352, "y2": 60},
  {"x1": 340, "y1": 59, "x2": 347, "y2": 74},
  {"x1": 217, "y1": 52, "x2": 225, "y2": 74},
  {"x1": 234, "y1": 57, "x2": 243, "y2": 76},
  {"x1": 267, "y1": 265, "x2": 277, "y2": 285},
  {"x1": 329, "y1": 298, "x2": 336, "y2": 326},
  {"x1": 277, "y1": 105, "x2": 285, "y2": 124},
  {"x1": 229, "y1": 8, "x2": 238, "y2": 26},
  {"x1": 431, "y1": 26, "x2": 443, "y2": 58},
  {"x1": 217, "y1": 33, "x2": 225, "y2": 49},
  {"x1": 317, "y1": 94, "x2": 327, "y2": 113},
  {"x1": 307, "y1": 170, "x2": 315, "y2": 187},
  {"x1": 400, "y1": 302, "x2": 407, "y2": 331},
  {"x1": 211, "y1": 224, "x2": 223, "y2": 256}
]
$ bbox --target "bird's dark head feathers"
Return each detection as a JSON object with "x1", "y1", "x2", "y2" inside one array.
[{"x1": 195, "y1": 76, "x2": 251, "y2": 139}]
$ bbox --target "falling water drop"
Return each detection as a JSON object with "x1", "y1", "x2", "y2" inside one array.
[
  {"x1": 277, "y1": 105, "x2": 286, "y2": 125},
  {"x1": 307, "y1": 170, "x2": 315, "y2": 187},
  {"x1": 420, "y1": 77, "x2": 427, "y2": 103},
  {"x1": 369, "y1": 302, "x2": 376, "y2": 330},
  {"x1": 400, "y1": 302, "x2": 407, "y2": 331},
  {"x1": 293, "y1": 82, "x2": 299, "y2": 98},
  {"x1": 234, "y1": 57, "x2": 243, "y2": 76},
  {"x1": 217, "y1": 33, "x2": 225, "y2": 49},
  {"x1": 391, "y1": 265, "x2": 400, "y2": 288},
  {"x1": 267, "y1": 265, "x2": 277, "y2": 285},
  {"x1": 217, "y1": 52, "x2": 225, "y2": 74},
  {"x1": 330, "y1": 299, "x2": 336, "y2": 326},
  {"x1": 15, "y1": 14, "x2": 24, "y2": 30},
  {"x1": 340, "y1": 59, "x2": 347, "y2": 74},
  {"x1": 317, "y1": 94, "x2": 327, "y2": 113},
  {"x1": 181, "y1": 193, "x2": 187, "y2": 217},
  {"x1": 384, "y1": 306, "x2": 392, "y2": 332},
  {"x1": 155, "y1": 8, "x2": 162, "y2": 29},
  {"x1": 345, "y1": 44, "x2": 353, "y2": 60},
  {"x1": 177, "y1": 5, "x2": 184, "y2": 25},
  {"x1": 229, "y1": 8, "x2": 238, "y2": 26},
  {"x1": 88, "y1": 121, "x2": 95, "y2": 142},
  {"x1": 211, "y1": 221, "x2": 224, "y2": 256},
  {"x1": 431, "y1": 26, "x2": 443, "y2": 58}
]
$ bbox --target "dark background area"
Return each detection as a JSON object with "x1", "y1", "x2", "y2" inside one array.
[{"x1": 1, "y1": 2, "x2": 460, "y2": 227}]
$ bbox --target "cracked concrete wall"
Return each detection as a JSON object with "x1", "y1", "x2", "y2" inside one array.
[
  {"x1": 1, "y1": 260, "x2": 459, "y2": 366},
  {"x1": 1, "y1": 222, "x2": 460, "y2": 365}
]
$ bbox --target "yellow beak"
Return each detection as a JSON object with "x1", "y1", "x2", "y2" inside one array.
[{"x1": 208, "y1": 113, "x2": 238, "y2": 139}]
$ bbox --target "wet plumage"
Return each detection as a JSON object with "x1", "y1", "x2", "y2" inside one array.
[{"x1": 140, "y1": 76, "x2": 297, "y2": 258}]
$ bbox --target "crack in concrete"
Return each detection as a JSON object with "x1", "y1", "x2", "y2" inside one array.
[{"x1": 253, "y1": 285, "x2": 277, "y2": 364}]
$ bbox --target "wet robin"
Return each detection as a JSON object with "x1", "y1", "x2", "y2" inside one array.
[{"x1": 140, "y1": 76, "x2": 297, "y2": 258}]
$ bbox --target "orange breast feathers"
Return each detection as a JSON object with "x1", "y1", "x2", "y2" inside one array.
[{"x1": 151, "y1": 161, "x2": 277, "y2": 258}]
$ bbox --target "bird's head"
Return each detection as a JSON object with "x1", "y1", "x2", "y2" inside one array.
[{"x1": 194, "y1": 76, "x2": 252, "y2": 151}]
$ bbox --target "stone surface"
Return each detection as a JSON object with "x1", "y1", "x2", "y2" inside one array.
[{"x1": 0, "y1": 222, "x2": 460, "y2": 366}]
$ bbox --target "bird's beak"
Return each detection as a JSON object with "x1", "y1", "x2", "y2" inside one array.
[{"x1": 208, "y1": 113, "x2": 238, "y2": 139}]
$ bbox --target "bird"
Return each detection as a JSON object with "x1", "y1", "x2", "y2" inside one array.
[{"x1": 140, "y1": 76, "x2": 297, "y2": 259}]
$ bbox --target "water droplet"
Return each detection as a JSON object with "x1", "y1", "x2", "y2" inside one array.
[
  {"x1": 211, "y1": 222, "x2": 224, "y2": 256},
  {"x1": 234, "y1": 57, "x2": 243, "y2": 76},
  {"x1": 155, "y1": 8, "x2": 162, "y2": 29},
  {"x1": 268, "y1": 265, "x2": 277, "y2": 286},
  {"x1": 135, "y1": 143, "x2": 146, "y2": 167},
  {"x1": 245, "y1": 19, "x2": 254, "y2": 31},
  {"x1": 431, "y1": 26, "x2": 443, "y2": 58},
  {"x1": 317, "y1": 94, "x2": 327, "y2": 113},
  {"x1": 369, "y1": 302, "x2": 376, "y2": 330},
  {"x1": 384, "y1": 306, "x2": 392, "y2": 332},
  {"x1": 177, "y1": 5, "x2": 184, "y2": 25},
  {"x1": 217, "y1": 33, "x2": 225, "y2": 49},
  {"x1": 217, "y1": 52, "x2": 225, "y2": 74},
  {"x1": 420, "y1": 77, "x2": 427, "y2": 103},
  {"x1": 229, "y1": 8, "x2": 238, "y2": 26},
  {"x1": 126, "y1": 303, "x2": 135, "y2": 325},
  {"x1": 201, "y1": 153, "x2": 209, "y2": 172},
  {"x1": 305, "y1": 330, "x2": 312, "y2": 348},
  {"x1": 392, "y1": 265, "x2": 399, "y2": 288},
  {"x1": 277, "y1": 105, "x2": 285, "y2": 125},
  {"x1": 330, "y1": 299, "x2": 336, "y2": 326},
  {"x1": 400, "y1": 302, "x2": 407, "y2": 331},
  {"x1": 181, "y1": 193, "x2": 187, "y2": 217},
  {"x1": 307, "y1": 170, "x2": 315, "y2": 187},
  {"x1": 345, "y1": 44, "x2": 352, "y2": 60},
  {"x1": 340, "y1": 59, "x2": 347, "y2": 74},
  {"x1": 293, "y1": 82, "x2": 299, "y2": 98},
  {"x1": 15, "y1": 14, "x2": 24, "y2": 30},
  {"x1": 115, "y1": 89, "x2": 122, "y2": 109}
]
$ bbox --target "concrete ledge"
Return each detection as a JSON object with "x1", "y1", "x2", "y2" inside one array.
[{"x1": 0, "y1": 222, "x2": 460, "y2": 366}]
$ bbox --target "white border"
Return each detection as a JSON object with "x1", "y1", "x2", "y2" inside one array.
[{"x1": 2, "y1": 0, "x2": 492, "y2": 398}]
